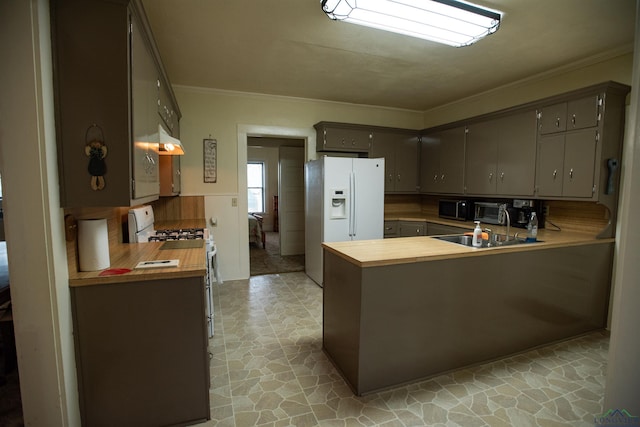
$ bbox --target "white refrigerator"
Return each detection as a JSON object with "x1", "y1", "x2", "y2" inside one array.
[{"x1": 305, "y1": 156, "x2": 385, "y2": 286}]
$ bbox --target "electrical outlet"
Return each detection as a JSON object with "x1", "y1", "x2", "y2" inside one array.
[
  {"x1": 232, "y1": 197, "x2": 237, "y2": 207},
  {"x1": 543, "y1": 205, "x2": 550, "y2": 216}
]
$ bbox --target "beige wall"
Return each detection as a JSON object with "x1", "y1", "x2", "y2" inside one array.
[
  {"x1": 175, "y1": 87, "x2": 425, "y2": 196},
  {"x1": 176, "y1": 87, "x2": 424, "y2": 279},
  {"x1": 422, "y1": 53, "x2": 634, "y2": 128}
]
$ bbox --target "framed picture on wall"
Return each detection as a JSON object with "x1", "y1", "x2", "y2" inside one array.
[{"x1": 204, "y1": 138, "x2": 217, "y2": 183}]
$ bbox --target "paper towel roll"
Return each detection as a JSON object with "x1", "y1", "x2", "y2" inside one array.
[{"x1": 78, "y1": 219, "x2": 110, "y2": 271}]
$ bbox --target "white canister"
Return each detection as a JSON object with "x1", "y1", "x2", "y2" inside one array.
[{"x1": 77, "y1": 219, "x2": 111, "y2": 271}]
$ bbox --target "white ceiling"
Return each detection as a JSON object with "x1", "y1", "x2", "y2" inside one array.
[{"x1": 142, "y1": 0, "x2": 636, "y2": 112}]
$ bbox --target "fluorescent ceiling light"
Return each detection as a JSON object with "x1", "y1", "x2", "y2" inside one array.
[{"x1": 321, "y1": 0, "x2": 502, "y2": 47}]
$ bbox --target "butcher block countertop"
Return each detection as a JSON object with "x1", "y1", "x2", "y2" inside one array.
[
  {"x1": 69, "y1": 242, "x2": 206, "y2": 287},
  {"x1": 323, "y1": 229, "x2": 613, "y2": 268},
  {"x1": 69, "y1": 219, "x2": 207, "y2": 287}
]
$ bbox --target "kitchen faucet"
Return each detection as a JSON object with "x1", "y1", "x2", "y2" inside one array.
[
  {"x1": 483, "y1": 227, "x2": 493, "y2": 246},
  {"x1": 503, "y1": 206, "x2": 511, "y2": 241}
]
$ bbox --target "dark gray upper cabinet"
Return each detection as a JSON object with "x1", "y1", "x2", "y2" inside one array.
[
  {"x1": 370, "y1": 131, "x2": 419, "y2": 193},
  {"x1": 315, "y1": 122, "x2": 372, "y2": 153},
  {"x1": 51, "y1": 0, "x2": 180, "y2": 207},
  {"x1": 464, "y1": 111, "x2": 537, "y2": 196},
  {"x1": 419, "y1": 82, "x2": 628, "y2": 210},
  {"x1": 534, "y1": 84, "x2": 628, "y2": 204},
  {"x1": 538, "y1": 95, "x2": 600, "y2": 135},
  {"x1": 495, "y1": 111, "x2": 538, "y2": 196},
  {"x1": 465, "y1": 120, "x2": 499, "y2": 195},
  {"x1": 536, "y1": 129, "x2": 599, "y2": 198},
  {"x1": 158, "y1": 79, "x2": 180, "y2": 137},
  {"x1": 131, "y1": 13, "x2": 160, "y2": 201},
  {"x1": 420, "y1": 126, "x2": 465, "y2": 194}
]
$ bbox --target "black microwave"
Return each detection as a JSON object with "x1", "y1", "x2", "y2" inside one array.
[{"x1": 438, "y1": 200, "x2": 473, "y2": 221}]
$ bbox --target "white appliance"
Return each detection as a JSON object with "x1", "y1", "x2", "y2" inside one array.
[
  {"x1": 127, "y1": 205, "x2": 218, "y2": 337},
  {"x1": 305, "y1": 157, "x2": 385, "y2": 286},
  {"x1": 128, "y1": 205, "x2": 155, "y2": 243}
]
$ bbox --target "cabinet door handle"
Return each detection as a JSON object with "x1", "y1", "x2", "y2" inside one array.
[
  {"x1": 571, "y1": 114, "x2": 576, "y2": 126},
  {"x1": 556, "y1": 117, "x2": 561, "y2": 128},
  {"x1": 569, "y1": 168, "x2": 574, "y2": 179},
  {"x1": 488, "y1": 173, "x2": 493, "y2": 182},
  {"x1": 553, "y1": 169, "x2": 557, "y2": 180},
  {"x1": 341, "y1": 139, "x2": 345, "y2": 145},
  {"x1": 433, "y1": 174, "x2": 438, "y2": 182},
  {"x1": 441, "y1": 174, "x2": 445, "y2": 181},
  {"x1": 351, "y1": 139, "x2": 356, "y2": 146},
  {"x1": 500, "y1": 172, "x2": 505, "y2": 182},
  {"x1": 397, "y1": 174, "x2": 401, "y2": 182}
]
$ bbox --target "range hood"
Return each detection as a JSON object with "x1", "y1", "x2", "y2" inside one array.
[{"x1": 158, "y1": 124, "x2": 184, "y2": 155}]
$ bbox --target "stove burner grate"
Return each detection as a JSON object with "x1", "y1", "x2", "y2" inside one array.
[{"x1": 149, "y1": 228, "x2": 205, "y2": 242}]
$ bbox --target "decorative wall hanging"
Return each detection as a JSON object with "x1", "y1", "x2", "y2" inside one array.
[
  {"x1": 85, "y1": 124, "x2": 107, "y2": 190},
  {"x1": 203, "y1": 138, "x2": 217, "y2": 183}
]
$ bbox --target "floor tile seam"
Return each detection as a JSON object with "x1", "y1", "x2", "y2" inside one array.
[
  {"x1": 258, "y1": 291, "x2": 324, "y2": 413},
  {"x1": 213, "y1": 288, "x2": 238, "y2": 426},
  {"x1": 280, "y1": 281, "x2": 323, "y2": 328}
]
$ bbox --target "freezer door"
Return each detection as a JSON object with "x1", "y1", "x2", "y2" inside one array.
[
  {"x1": 323, "y1": 157, "x2": 353, "y2": 242},
  {"x1": 352, "y1": 158, "x2": 385, "y2": 240}
]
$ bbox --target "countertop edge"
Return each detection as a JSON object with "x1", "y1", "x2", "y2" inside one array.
[
  {"x1": 323, "y1": 236, "x2": 614, "y2": 268},
  {"x1": 69, "y1": 268, "x2": 206, "y2": 287},
  {"x1": 68, "y1": 240, "x2": 207, "y2": 287}
]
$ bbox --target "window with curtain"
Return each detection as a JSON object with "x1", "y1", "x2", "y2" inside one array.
[{"x1": 247, "y1": 162, "x2": 265, "y2": 213}]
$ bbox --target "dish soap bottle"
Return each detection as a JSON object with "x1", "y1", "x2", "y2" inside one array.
[
  {"x1": 526, "y1": 212, "x2": 538, "y2": 242},
  {"x1": 472, "y1": 221, "x2": 483, "y2": 247}
]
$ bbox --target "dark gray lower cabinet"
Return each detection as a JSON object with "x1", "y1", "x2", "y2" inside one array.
[
  {"x1": 71, "y1": 277, "x2": 210, "y2": 427},
  {"x1": 426, "y1": 223, "x2": 469, "y2": 236},
  {"x1": 398, "y1": 221, "x2": 427, "y2": 237}
]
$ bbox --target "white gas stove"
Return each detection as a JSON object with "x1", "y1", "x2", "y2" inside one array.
[{"x1": 128, "y1": 205, "x2": 218, "y2": 338}]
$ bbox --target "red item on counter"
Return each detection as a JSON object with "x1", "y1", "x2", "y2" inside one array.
[{"x1": 99, "y1": 268, "x2": 132, "y2": 276}]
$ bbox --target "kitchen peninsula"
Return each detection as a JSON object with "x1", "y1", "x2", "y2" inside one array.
[{"x1": 322, "y1": 229, "x2": 613, "y2": 395}]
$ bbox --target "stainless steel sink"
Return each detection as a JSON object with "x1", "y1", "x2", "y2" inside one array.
[
  {"x1": 434, "y1": 234, "x2": 489, "y2": 248},
  {"x1": 434, "y1": 234, "x2": 536, "y2": 248}
]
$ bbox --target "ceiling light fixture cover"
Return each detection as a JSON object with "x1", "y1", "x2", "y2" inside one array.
[{"x1": 320, "y1": 0, "x2": 502, "y2": 47}]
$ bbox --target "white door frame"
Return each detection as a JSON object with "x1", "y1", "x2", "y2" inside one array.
[{"x1": 236, "y1": 124, "x2": 316, "y2": 278}]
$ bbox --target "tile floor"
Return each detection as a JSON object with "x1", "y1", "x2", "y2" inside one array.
[{"x1": 196, "y1": 272, "x2": 609, "y2": 427}]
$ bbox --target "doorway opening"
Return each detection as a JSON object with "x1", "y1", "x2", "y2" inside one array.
[{"x1": 247, "y1": 137, "x2": 305, "y2": 276}]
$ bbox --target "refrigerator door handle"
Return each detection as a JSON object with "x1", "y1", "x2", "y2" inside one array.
[{"x1": 351, "y1": 171, "x2": 357, "y2": 237}]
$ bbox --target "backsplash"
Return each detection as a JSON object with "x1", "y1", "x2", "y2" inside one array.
[
  {"x1": 151, "y1": 196, "x2": 205, "y2": 222},
  {"x1": 384, "y1": 194, "x2": 612, "y2": 236},
  {"x1": 63, "y1": 196, "x2": 205, "y2": 274},
  {"x1": 383, "y1": 194, "x2": 423, "y2": 214},
  {"x1": 63, "y1": 206, "x2": 129, "y2": 273},
  {"x1": 543, "y1": 200, "x2": 609, "y2": 234}
]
